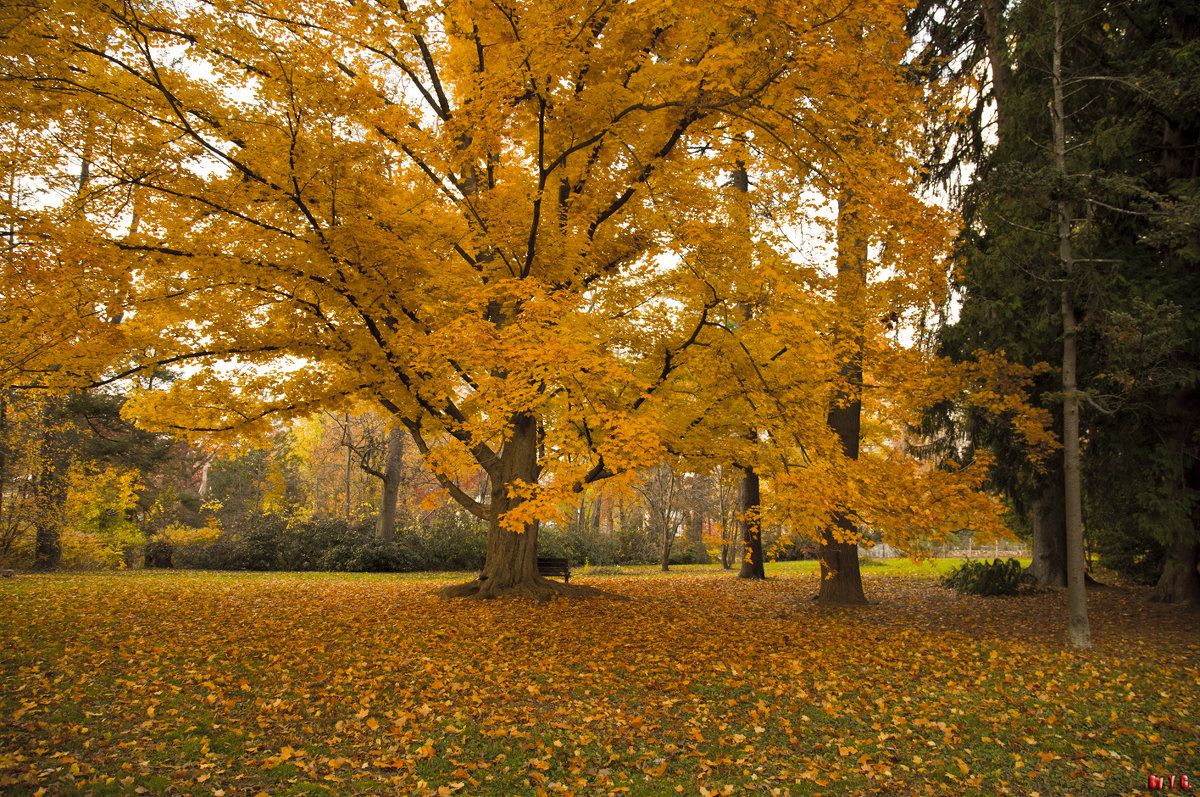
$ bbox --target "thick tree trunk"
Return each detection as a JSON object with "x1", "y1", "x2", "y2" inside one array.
[
  {"x1": 817, "y1": 190, "x2": 867, "y2": 605},
  {"x1": 1052, "y1": 0, "x2": 1091, "y2": 648},
  {"x1": 738, "y1": 466, "x2": 765, "y2": 579},
  {"x1": 1027, "y1": 456, "x2": 1068, "y2": 587},
  {"x1": 1151, "y1": 391, "x2": 1200, "y2": 606},
  {"x1": 375, "y1": 425, "x2": 405, "y2": 543},
  {"x1": 817, "y1": 517, "x2": 865, "y2": 605},
  {"x1": 1150, "y1": 540, "x2": 1200, "y2": 606},
  {"x1": 440, "y1": 414, "x2": 603, "y2": 599}
]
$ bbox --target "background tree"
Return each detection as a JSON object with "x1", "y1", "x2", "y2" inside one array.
[
  {"x1": 6, "y1": 0, "x2": 948, "y2": 598},
  {"x1": 936, "y1": 0, "x2": 1200, "y2": 608}
]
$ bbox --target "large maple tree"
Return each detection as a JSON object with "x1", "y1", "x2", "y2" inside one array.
[{"x1": 3, "y1": 0, "x2": 1018, "y2": 595}]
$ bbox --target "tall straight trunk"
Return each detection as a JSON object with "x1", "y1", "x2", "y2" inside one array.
[
  {"x1": 717, "y1": 468, "x2": 733, "y2": 569},
  {"x1": 658, "y1": 469, "x2": 678, "y2": 572},
  {"x1": 1052, "y1": 0, "x2": 1091, "y2": 648},
  {"x1": 375, "y1": 425, "x2": 405, "y2": 543},
  {"x1": 981, "y1": 0, "x2": 1014, "y2": 130},
  {"x1": 0, "y1": 391, "x2": 7, "y2": 550},
  {"x1": 1027, "y1": 454, "x2": 1068, "y2": 587},
  {"x1": 688, "y1": 508, "x2": 710, "y2": 565},
  {"x1": 1150, "y1": 391, "x2": 1200, "y2": 605},
  {"x1": 33, "y1": 413, "x2": 69, "y2": 571},
  {"x1": 738, "y1": 466, "x2": 765, "y2": 578},
  {"x1": 818, "y1": 191, "x2": 868, "y2": 605},
  {"x1": 731, "y1": 158, "x2": 765, "y2": 579}
]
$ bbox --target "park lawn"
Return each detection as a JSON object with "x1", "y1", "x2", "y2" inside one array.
[{"x1": 1, "y1": 569, "x2": 1195, "y2": 797}]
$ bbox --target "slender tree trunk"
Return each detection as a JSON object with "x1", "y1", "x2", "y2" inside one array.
[
  {"x1": 717, "y1": 468, "x2": 733, "y2": 569},
  {"x1": 1027, "y1": 454, "x2": 1068, "y2": 587},
  {"x1": 818, "y1": 190, "x2": 868, "y2": 605},
  {"x1": 660, "y1": 518, "x2": 675, "y2": 571},
  {"x1": 375, "y1": 425, "x2": 405, "y2": 543},
  {"x1": 659, "y1": 469, "x2": 677, "y2": 572},
  {"x1": 1052, "y1": 0, "x2": 1091, "y2": 648},
  {"x1": 688, "y1": 508, "x2": 710, "y2": 565},
  {"x1": 33, "y1": 412, "x2": 69, "y2": 571},
  {"x1": 0, "y1": 391, "x2": 7, "y2": 551}
]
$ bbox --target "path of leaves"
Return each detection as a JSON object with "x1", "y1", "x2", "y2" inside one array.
[{"x1": 1, "y1": 572, "x2": 1196, "y2": 796}]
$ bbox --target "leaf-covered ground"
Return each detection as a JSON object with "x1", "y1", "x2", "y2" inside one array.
[{"x1": 1, "y1": 569, "x2": 1196, "y2": 796}]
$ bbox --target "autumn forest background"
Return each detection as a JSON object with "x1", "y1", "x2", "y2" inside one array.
[{"x1": 2, "y1": 0, "x2": 1199, "y2": 793}]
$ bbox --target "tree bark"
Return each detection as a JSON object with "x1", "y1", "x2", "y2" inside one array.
[
  {"x1": 981, "y1": 0, "x2": 1014, "y2": 131},
  {"x1": 818, "y1": 190, "x2": 868, "y2": 605},
  {"x1": 1027, "y1": 455, "x2": 1068, "y2": 587},
  {"x1": 1052, "y1": 0, "x2": 1091, "y2": 648},
  {"x1": 33, "y1": 415, "x2": 69, "y2": 571},
  {"x1": 440, "y1": 413, "x2": 602, "y2": 599},
  {"x1": 1151, "y1": 391, "x2": 1200, "y2": 605},
  {"x1": 1150, "y1": 540, "x2": 1200, "y2": 606},
  {"x1": 738, "y1": 466, "x2": 765, "y2": 579},
  {"x1": 375, "y1": 424, "x2": 405, "y2": 543},
  {"x1": 688, "y1": 508, "x2": 711, "y2": 565},
  {"x1": 730, "y1": 156, "x2": 765, "y2": 580}
]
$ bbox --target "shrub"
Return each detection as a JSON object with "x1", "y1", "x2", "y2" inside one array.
[
  {"x1": 233, "y1": 514, "x2": 288, "y2": 570},
  {"x1": 400, "y1": 512, "x2": 487, "y2": 571},
  {"x1": 142, "y1": 538, "x2": 175, "y2": 568},
  {"x1": 942, "y1": 558, "x2": 1036, "y2": 597}
]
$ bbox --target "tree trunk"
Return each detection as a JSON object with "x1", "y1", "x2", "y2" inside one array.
[
  {"x1": 440, "y1": 413, "x2": 601, "y2": 599},
  {"x1": 1052, "y1": 0, "x2": 1091, "y2": 648},
  {"x1": 730, "y1": 156, "x2": 765, "y2": 581},
  {"x1": 660, "y1": 518, "x2": 675, "y2": 572},
  {"x1": 818, "y1": 190, "x2": 868, "y2": 605},
  {"x1": 738, "y1": 466, "x2": 765, "y2": 579},
  {"x1": 33, "y1": 420, "x2": 69, "y2": 571},
  {"x1": 981, "y1": 0, "x2": 1014, "y2": 131},
  {"x1": 0, "y1": 391, "x2": 7, "y2": 554},
  {"x1": 1150, "y1": 540, "x2": 1200, "y2": 606},
  {"x1": 688, "y1": 508, "x2": 710, "y2": 565},
  {"x1": 1027, "y1": 455, "x2": 1068, "y2": 587},
  {"x1": 718, "y1": 468, "x2": 733, "y2": 569},
  {"x1": 375, "y1": 425, "x2": 405, "y2": 543},
  {"x1": 1151, "y1": 391, "x2": 1200, "y2": 606}
]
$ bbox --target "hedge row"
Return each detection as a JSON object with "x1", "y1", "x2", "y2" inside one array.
[{"x1": 151, "y1": 513, "x2": 709, "y2": 572}]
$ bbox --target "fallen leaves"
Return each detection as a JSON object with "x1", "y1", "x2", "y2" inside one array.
[{"x1": 0, "y1": 571, "x2": 1196, "y2": 795}]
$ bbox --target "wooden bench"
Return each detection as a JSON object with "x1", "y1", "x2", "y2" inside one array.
[
  {"x1": 480, "y1": 555, "x2": 571, "y2": 583},
  {"x1": 535, "y1": 556, "x2": 570, "y2": 583}
]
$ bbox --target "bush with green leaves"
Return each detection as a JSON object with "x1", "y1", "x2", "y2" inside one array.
[{"x1": 941, "y1": 558, "x2": 1036, "y2": 597}]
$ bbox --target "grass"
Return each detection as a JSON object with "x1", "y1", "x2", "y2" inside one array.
[{"x1": 0, "y1": 563, "x2": 1195, "y2": 796}]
